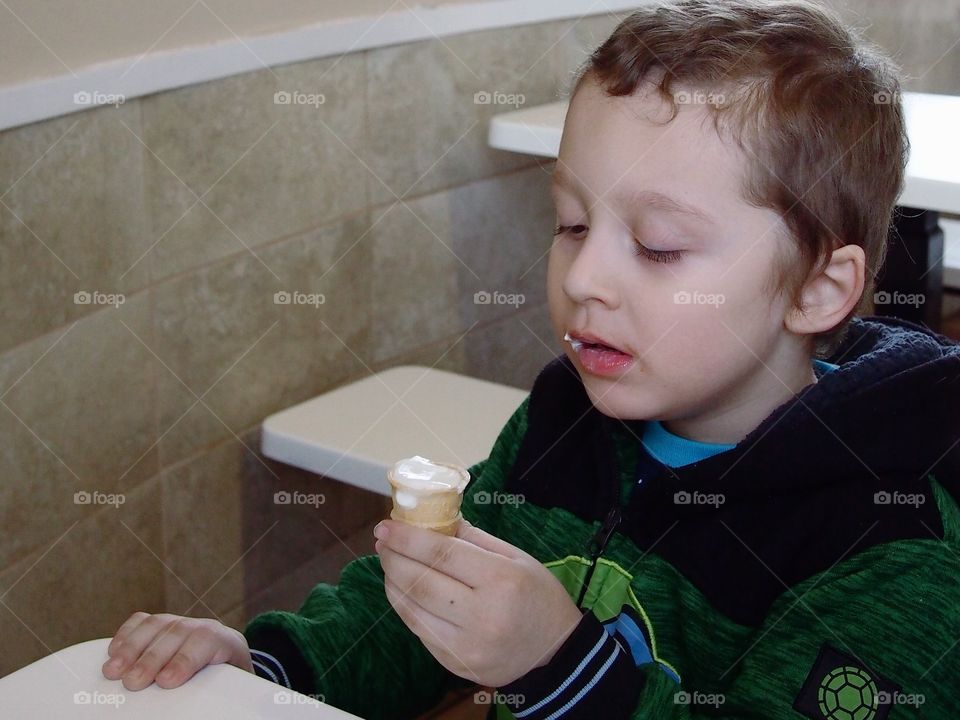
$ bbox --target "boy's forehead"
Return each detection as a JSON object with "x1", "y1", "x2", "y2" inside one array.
[
  {"x1": 557, "y1": 77, "x2": 750, "y2": 216},
  {"x1": 552, "y1": 163, "x2": 716, "y2": 226}
]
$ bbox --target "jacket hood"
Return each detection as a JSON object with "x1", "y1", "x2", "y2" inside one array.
[{"x1": 679, "y1": 315, "x2": 960, "y2": 502}]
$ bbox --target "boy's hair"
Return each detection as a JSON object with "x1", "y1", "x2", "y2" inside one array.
[{"x1": 571, "y1": 0, "x2": 909, "y2": 358}]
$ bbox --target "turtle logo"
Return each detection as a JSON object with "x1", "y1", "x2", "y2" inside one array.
[
  {"x1": 793, "y1": 643, "x2": 900, "y2": 720},
  {"x1": 817, "y1": 665, "x2": 879, "y2": 720}
]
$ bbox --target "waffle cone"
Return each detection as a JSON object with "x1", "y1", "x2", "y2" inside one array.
[{"x1": 387, "y1": 462, "x2": 468, "y2": 536}]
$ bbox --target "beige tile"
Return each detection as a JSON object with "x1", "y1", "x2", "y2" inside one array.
[
  {"x1": 362, "y1": 22, "x2": 567, "y2": 206},
  {"x1": 160, "y1": 438, "x2": 245, "y2": 618},
  {"x1": 241, "y1": 518, "x2": 382, "y2": 624},
  {"x1": 556, "y1": 12, "x2": 629, "y2": 94},
  {"x1": 141, "y1": 53, "x2": 368, "y2": 284},
  {"x1": 153, "y1": 213, "x2": 373, "y2": 466},
  {"x1": 161, "y1": 431, "x2": 389, "y2": 619},
  {"x1": 0, "y1": 292, "x2": 159, "y2": 570},
  {"x1": 827, "y1": 0, "x2": 960, "y2": 94},
  {"x1": 369, "y1": 192, "x2": 462, "y2": 364},
  {"x1": 370, "y1": 163, "x2": 553, "y2": 365},
  {"x1": 372, "y1": 328, "x2": 470, "y2": 375},
  {"x1": 0, "y1": 476, "x2": 164, "y2": 678},
  {"x1": 0, "y1": 101, "x2": 150, "y2": 354},
  {"x1": 465, "y1": 301, "x2": 557, "y2": 392},
  {"x1": 238, "y1": 426, "x2": 389, "y2": 605},
  {"x1": 450, "y1": 164, "x2": 553, "y2": 328}
]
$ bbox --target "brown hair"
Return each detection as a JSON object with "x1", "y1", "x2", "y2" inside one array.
[{"x1": 571, "y1": 0, "x2": 909, "y2": 358}]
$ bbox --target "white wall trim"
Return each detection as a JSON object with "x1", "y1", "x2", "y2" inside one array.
[{"x1": 0, "y1": 0, "x2": 648, "y2": 133}]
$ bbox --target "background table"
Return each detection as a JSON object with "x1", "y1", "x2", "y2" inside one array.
[{"x1": 0, "y1": 638, "x2": 362, "y2": 719}]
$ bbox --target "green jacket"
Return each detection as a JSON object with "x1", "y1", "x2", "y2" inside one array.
[{"x1": 245, "y1": 317, "x2": 960, "y2": 719}]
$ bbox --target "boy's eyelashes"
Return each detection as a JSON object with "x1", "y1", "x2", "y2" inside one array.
[{"x1": 553, "y1": 224, "x2": 685, "y2": 265}]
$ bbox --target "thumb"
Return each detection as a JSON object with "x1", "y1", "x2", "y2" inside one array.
[{"x1": 456, "y1": 519, "x2": 526, "y2": 560}]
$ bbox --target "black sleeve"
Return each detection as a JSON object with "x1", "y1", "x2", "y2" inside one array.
[{"x1": 498, "y1": 610, "x2": 644, "y2": 719}]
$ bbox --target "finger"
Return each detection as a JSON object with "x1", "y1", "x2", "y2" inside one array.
[
  {"x1": 456, "y1": 519, "x2": 527, "y2": 560},
  {"x1": 378, "y1": 543, "x2": 469, "y2": 626},
  {"x1": 120, "y1": 617, "x2": 194, "y2": 691},
  {"x1": 103, "y1": 615, "x2": 187, "y2": 684},
  {"x1": 154, "y1": 625, "x2": 223, "y2": 689},
  {"x1": 384, "y1": 576, "x2": 460, "y2": 649},
  {"x1": 377, "y1": 520, "x2": 504, "y2": 586},
  {"x1": 104, "y1": 613, "x2": 168, "y2": 679},
  {"x1": 107, "y1": 611, "x2": 150, "y2": 656}
]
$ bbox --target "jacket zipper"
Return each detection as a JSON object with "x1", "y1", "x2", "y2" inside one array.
[{"x1": 576, "y1": 504, "x2": 622, "y2": 608}]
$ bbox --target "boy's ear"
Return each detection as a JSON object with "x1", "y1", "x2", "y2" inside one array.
[{"x1": 784, "y1": 244, "x2": 865, "y2": 336}]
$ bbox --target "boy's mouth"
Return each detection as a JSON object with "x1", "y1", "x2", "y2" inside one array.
[
  {"x1": 563, "y1": 331, "x2": 630, "y2": 355},
  {"x1": 563, "y1": 332, "x2": 635, "y2": 376}
]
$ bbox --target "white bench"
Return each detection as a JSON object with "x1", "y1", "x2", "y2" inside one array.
[{"x1": 261, "y1": 366, "x2": 528, "y2": 496}]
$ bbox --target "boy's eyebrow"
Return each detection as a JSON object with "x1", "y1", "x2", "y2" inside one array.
[{"x1": 551, "y1": 166, "x2": 715, "y2": 225}]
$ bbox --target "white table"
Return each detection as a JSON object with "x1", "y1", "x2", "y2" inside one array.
[
  {"x1": 489, "y1": 92, "x2": 960, "y2": 327},
  {"x1": 0, "y1": 638, "x2": 362, "y2": 719},
  {"x1": 261, "y1": 365, "x2": 528, "y2": 496}
]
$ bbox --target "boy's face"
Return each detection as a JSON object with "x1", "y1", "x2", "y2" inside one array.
[{"x1": 548, "y1": 76, "x2": 808, "y2": 440}]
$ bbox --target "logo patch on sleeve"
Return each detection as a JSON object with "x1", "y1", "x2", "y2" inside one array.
[{"x1": 793, "y1": 643, "x2": 902, "y2": 720}]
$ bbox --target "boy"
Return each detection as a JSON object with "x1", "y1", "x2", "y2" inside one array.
[{"x1": 103, "y1": 1, "x2": 960, "y2": 717}]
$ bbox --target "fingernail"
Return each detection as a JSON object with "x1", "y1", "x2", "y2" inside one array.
[
  {"x1": 373, "y1": 522, "x2": 387, "y2": 540},
  {"x1": 105, "y1": 658, "x2": 122, "y2": 672}
]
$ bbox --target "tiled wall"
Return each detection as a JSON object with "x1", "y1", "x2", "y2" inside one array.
[
  {"x1": 2, "y1": 1, "x2": 958, "y2": 682},
  {"x1": 0, "y1": 14, "x2": 616, "y2": 679}
]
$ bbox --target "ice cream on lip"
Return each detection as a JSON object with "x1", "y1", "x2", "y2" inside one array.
[{"x1": 563, "y1": 330, "x2": 630, "y2": 354}]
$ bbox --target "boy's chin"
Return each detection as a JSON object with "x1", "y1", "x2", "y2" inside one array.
[{"x1": 579, "y1": 374, "x2": 657, "y2": 421}]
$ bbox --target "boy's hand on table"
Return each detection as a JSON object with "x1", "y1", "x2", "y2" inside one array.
[
  {"x1": 101, "y1": 612, "x2": 254, "y2": 690},
  {"x1": 375, "y1": 519, "x2": 583, "y2": 687}
]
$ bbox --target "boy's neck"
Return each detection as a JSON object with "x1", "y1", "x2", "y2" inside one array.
[{"x1": 659, "y1": 357, "x2": 819, "y2": 445}]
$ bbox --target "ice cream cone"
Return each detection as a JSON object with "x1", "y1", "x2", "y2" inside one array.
[{"x1": 387, "y1": 456, "x2": 470, "y2": 536}]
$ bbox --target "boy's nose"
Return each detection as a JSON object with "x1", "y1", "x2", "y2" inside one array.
[{"x1": 562, "y1": 233, "x2": 620, "y2": 308}]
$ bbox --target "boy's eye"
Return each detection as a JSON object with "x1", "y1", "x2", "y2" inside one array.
[
  {"x1": 633, "y1": 241, "x2": 685, "y2": 264},
  {"x1": 554, "y1": 224, "x2": 684, "y2": 264}
]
